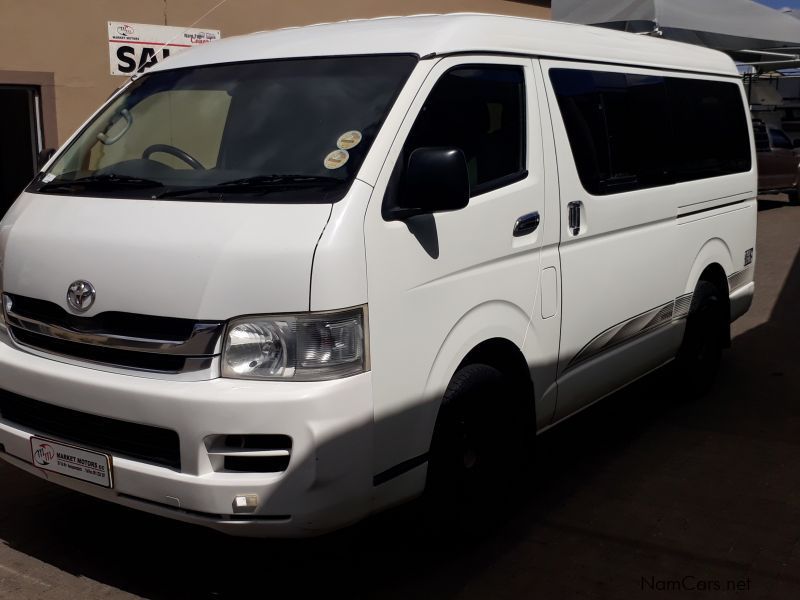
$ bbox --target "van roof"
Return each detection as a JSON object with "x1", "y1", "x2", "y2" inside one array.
[{"x1": 152, "y1": 13, "x2": 740, "y2": 77}]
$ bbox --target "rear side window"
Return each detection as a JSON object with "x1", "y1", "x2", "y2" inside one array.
[
  {"x1": 550, "y1": 68, "x2": 752, "y2": 195},
  {"x1": 403, "y1": 65, "x2": 526, "y2": 196},
  {"x1": 666, "y1": 78, "x2": 753, "y2": 182}
]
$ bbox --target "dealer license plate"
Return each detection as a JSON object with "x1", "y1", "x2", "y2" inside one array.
[{"x1": 30, "y1": 436, "x2": 113, "y2": 488}]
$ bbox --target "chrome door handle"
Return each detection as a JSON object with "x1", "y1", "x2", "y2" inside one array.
[
  {"x1": 568, "y1": 201, "x2": 582, "y2": 235},
  {"x1": 513, "y1": 211, "x2": 540, "y2": 237}
]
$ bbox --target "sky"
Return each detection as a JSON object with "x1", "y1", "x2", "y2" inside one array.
[{"x1": 756, "y1": 0, "x2": 800, "y2": 9}]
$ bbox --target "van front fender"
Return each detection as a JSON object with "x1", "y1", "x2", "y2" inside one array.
[{"x1": 422, "y1": 299, "x2": 530, "y2": 423}]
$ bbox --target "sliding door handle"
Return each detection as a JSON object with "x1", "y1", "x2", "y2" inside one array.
[
  {"x1": 568, "y1": 201, "x2": 582, "y2": 235},
  {"x1": 513, "y1": 211, "x2": 540, "y2": 237}
]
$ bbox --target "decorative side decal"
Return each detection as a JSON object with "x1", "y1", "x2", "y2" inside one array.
[
  {"x1": 567, "y1": 267, "x2": 751, "y2": 370},
  {"x1": 568, "y1": 292, "x2": 694, "y2": 369}
]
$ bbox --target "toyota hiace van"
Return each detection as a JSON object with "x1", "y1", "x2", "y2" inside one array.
[{"x1": 0, "y1": 14, "x2": 757, "y2": 536}]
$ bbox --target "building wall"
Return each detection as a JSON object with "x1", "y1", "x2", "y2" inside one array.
[{"x1": 0, "y1": 0, "x2": 550, "y2": 147}]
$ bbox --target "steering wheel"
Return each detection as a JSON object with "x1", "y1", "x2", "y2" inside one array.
[{"x1": 142, "y1": 144, "x2": 205, "y2": 170}]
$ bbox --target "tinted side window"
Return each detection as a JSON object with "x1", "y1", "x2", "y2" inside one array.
[
  {"x1": 667, "y1": 78, "x2": 752, "y2": 181},
  {"x1": 550, "y1": 68, "x2": 752, "y2": 195},
  {"x1": 403, "y1": 65, "x2": 526, "y2": 196},
  {"x1": 548, "y1": 70, "x2": 670, "y2": 194},
  {"x1": 770, "y1": 128, "x2": 793, "y2": 149}
]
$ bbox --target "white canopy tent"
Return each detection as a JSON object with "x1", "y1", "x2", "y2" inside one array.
[{"x1": 552, "y1": 0, "x2": 800, "y2": 70}]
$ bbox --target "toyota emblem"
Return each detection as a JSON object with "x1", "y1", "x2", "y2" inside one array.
[{"x1": 66, "y1": 280, "x2": 96, "y2": 312}]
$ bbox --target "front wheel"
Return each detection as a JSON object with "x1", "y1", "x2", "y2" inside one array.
[{"x1": 425, "y1": 363, "x2": 530, "y2": 529}]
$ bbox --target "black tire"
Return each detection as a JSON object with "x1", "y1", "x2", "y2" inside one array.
[
  {"x1": 425, "y1": 363, "x2": 530, "y2": 531},
  {"x1": 674, "y1": 280, "x2": 727, "y2": 394},
  {"x1": 788, "y1": 189, "x2": 800, "y2": 205}
]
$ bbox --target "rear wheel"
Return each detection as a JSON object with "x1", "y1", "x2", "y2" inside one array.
[
  {"x1": 674, "y1": 280, "x2": 727, "y2": 394},
  {"x1": 425, "y1": 363, "x2": 530, "y2": 530},
  {"x1": 788, "y1": 189, "x2": 799, "y2": 205}
]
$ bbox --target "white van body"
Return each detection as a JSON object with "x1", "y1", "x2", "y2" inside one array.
[{"x1": 0, "y1": 14, "x2": 756, "y2": 536}]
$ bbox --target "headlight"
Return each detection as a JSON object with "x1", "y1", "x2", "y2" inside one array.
[{"x1": 222, "y1": 306, "x2": 368, "y2": 381}]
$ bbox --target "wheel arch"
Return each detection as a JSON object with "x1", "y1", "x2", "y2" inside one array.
[
  {"x1": 456, "y1": 337, "x2": 536, "y2": 417},
  {"x1": 685, "y1": 238, "x2": 733, "y2": 346},
  {"x1": 685, "y1": 238, "x2": 734, "y2": 296},
  {"x1": 421, "y1": 301, "x2": 536, "y2": 452}
]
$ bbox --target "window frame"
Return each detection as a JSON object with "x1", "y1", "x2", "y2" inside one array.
[
  {"x1": 401, "y1": 62, "x2": 529, "y2": 199},
  {"x1": 546, "y1": 61, "x2": 753, "y2": 198}
]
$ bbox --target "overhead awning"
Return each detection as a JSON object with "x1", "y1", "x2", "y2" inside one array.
[{"x1": 552, "y1": 0, "x2": 800, "y2": 67}]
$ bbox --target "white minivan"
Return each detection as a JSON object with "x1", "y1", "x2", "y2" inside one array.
[{"x1": 0, "y1": 14, "x2": 756, "y2": 536}]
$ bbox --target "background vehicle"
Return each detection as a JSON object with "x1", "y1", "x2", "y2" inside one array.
[
  {"x1": 780, "y1": 119, "x2": 800, "y2": 146},
  {"x1": 754, "y1": 119, "x2": 800, "y2": 201}
]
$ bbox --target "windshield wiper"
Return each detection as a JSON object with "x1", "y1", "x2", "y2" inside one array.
[
  {"x1": 37, "y1": 173, "x2": 164, "y2": 192},
  {"x1": 155, "y1": 174, "x2": 342, "y2": 199}
]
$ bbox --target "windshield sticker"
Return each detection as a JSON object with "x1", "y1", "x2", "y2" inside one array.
[
  {"x1": 336, "y1": 130, "x2": 362, "y2": 150},
  {"x1": 324, "y1": 149, "x2": 350, "y2": 170},
  {"x1": 41, "y1": 173, "x2": 56, "y2": 183}
]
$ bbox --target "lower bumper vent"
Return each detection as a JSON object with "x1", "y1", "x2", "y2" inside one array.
[{"x1": 207, "y1": 434, "x2": 292, "y2": 473}]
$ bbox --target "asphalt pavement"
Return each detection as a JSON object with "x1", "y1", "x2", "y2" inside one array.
[{"x1": 1, "y1": 197, "x2": 800, "y2": 599}]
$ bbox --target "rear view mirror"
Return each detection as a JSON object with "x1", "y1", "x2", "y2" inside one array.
[
  {"x1": 386, "y1": 147, "x2": 470, "y2": 221},
  {"x1": 37, "y1": 148, "x2": 55, "y2": 169}
]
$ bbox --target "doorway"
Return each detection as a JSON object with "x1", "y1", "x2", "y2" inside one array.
[{"x1": 0, "y1": 85, "x2": 41, "y2": 217}]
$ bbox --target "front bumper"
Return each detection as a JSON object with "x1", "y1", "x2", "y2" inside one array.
[{"x1": 0, "y1": 338, "x2": 374, "y2": 537}]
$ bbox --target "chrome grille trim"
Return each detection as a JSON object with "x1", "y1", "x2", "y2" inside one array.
[
  {"x1": 8, "y1": 332, "x2": 215, "y2": 375},
  {"x1": 4, "y1": 338, "x2": 219, "y2": 381},
  {"x1": 4, "y1": 304, "x2": 223, "y2": 355},
  {"x1": 2, "y1": 293, "x2": 224, "y2": 379}
]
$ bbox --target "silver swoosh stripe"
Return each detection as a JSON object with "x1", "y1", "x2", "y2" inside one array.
[{"x1": 568, "y1": 291, "x2": 694, "y2": 369}]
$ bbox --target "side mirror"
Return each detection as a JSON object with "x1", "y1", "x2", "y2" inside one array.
[
  {"x1": 37, "y1": 148, "x2": 55, "y2": 169},
  {"x1": 386, "y1": 147, "x2": 470, "y2": 221}
]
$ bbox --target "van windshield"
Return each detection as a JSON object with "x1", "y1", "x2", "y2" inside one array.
[{"x1": 30, "y1": 55, "x2": 418, "y2": 202}]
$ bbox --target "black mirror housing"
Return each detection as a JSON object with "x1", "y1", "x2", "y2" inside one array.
[{"x1": 387, "y1": 147, "x2": 470, "y2": 221}]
